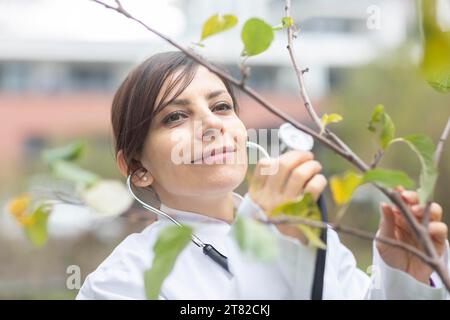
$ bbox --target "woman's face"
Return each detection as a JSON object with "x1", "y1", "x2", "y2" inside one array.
[{"x1": 139, "y1": 65, "x2": 248, "y2": 198}]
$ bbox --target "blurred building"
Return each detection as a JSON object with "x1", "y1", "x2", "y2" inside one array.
[{"x1": 0, "y1": 0, "x2": 415, "y2": 168}]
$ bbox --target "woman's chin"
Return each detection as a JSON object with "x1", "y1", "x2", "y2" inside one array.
[{"x1": 193, "y1": 166, "x2": 246, "y2": 191}]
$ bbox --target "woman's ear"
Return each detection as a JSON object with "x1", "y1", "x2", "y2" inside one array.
[
  {"x1": 116, "y1": 150, "x2": 128, "y2": 177},
  {"x1": 116, "y1": 150, "x2": 154, "y2": 187}
]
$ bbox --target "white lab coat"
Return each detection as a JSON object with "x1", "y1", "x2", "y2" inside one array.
[{"x1": 76, "y1": 192, "x2": 450, "y2": 300}]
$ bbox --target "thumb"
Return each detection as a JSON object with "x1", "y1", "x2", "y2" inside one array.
[{"x1": 379, "y1": 202, "x2": 396, "y2": 239}]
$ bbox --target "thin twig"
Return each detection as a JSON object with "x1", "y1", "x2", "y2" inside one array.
[
  {"x1": 30, "y1": 187, "x2": 84, "y2": 206},
  {"x1": 283, "y1": 0, "x2": 368, "y2": 175},
  {"x1": 284, "y1": 0, "x2": 323, "y2": 130},
  {"x1": 239, "y1": 56, "x2": 250, "y2": 86},
  {"x1": 423, "y1": 116, "x2": 450, "y2": 227},
  {"x1": 370, "y1": 150, "x2": 384, "y2": 169},
  {"x1": 434, "y1": 116, "x2": 450, "y2": 168},
  {"x1": 263, "y1": 215, "x2": 434, "y2": 265}
]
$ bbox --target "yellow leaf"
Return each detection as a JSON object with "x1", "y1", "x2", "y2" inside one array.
[
  {"x1": 297, "y1": 224, "x2": 326, "y2": 250},
  {"x1": 320, "y1": 113, "x2": 343, "y2": 134},
  {"x1": 329, "y1": 171, "x2": 362, "y2": 206},
  {"x1": 201, "y1": 14, "x2": 238, "y2": 41},
  {"x1": 24, "y1": 204, "x2": 51, "y2": 247},
  {"x1": 17, "y1": 215, "x2": 35, "y2": 227},
  {"x1": 8, "y1": 194, "x2": 32, "y2": 219},
  {"x1": 270, "y1": 193, "x2": 326, "y2": 249}
]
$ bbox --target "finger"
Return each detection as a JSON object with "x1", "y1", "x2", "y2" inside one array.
[
  {"x1": 429, "y1": 221, "x2": 448, "y2": 255},
  {"x1": 391, "y1": 206, "x2": 417, "y2": 233},
  {"x1": 250, "y1": 158, "x2": 272, "y2": 191},
  {"x1": 265, "y1": 150, "x2": 314, "y2": 192},
  {"x1": 303, "y1": 174, "x2": 327, "y2": 201},
  {"x1": 393, "y1": 203, "x2": 443, "y2": 223},
  {"x1": 283, "y1": 160, "x2": 322, "y2": 197},
  {"x1": 429, "y1": 221, "x2": 448, "y2": 243},
  {"x1": 390, "y1": 207, "x2": 433, "y2": 248},
  {"x1": 400, "y1": 190, "x2": 419, "y2": 206},
  {"x1": 410, "y1": 203, "x2": 443, "y2": 222},
  {"x1": 389, "y1": 206, "x2": 418, "y2": 244},
  {"x1": 379, "y1": 202, "x2": 396, "y2": 239}
]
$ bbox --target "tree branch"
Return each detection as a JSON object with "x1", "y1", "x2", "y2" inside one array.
[
  {"x1": 91, "y1": 0, "x2": 450, "y2": 292},
  {"x1": 423, "y1": 116, "x2": 450, "y2": 226},
  {"x1": 283, "y1": 0, "x2": 450, "y2": 292},
  {"x1": 265, "y1": 213, "x2": 450, "y2": 291},
  {"x1": 283, "y1": 0, "x2": 369, "y2": 174},
  {"x1": 434, "y1": 116, "x2": 450, "y2": 168},
  {"x1": 90, "y1": 0, "x2": 364, "y2": 167},
  {"x1": 284, "y1": 0, "x2": 323, "y2": 131},
  {"x1": 263, "y1": 215, "x2": 434, "y2": 265},
  {"x1": 370, "y1": 150, "x2": 384, "y2": 169}
]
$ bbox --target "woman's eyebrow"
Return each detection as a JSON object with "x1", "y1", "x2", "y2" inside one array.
[
  {"x1": 155, "y1": 89, "x2": 228, "y2": 116},
  {"x1": 206, "y1": 89, "x2": 227, "y2": 100}
]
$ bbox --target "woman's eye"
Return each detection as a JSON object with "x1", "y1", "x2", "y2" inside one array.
[
  {"x1": 212, "y1": 102, "x2": 232, "y2": 112},
  {"x1": 163, "y1": 111, "x2": 187, "y2": 124}
]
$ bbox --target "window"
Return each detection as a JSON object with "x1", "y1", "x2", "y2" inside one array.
[
  {"x1": 300, "y1": 17, "x2": 367, "y2": 34},
  {"x1": 68, "y1": 64, "x2": 113, "y2": 92}
]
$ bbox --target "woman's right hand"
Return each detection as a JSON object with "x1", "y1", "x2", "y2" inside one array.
[{"x1": 248, "y1": 150, "x2": 327, "y2": 243}]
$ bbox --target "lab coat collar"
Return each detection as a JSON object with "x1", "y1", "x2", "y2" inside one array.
[{"x1": 157, "y1": 192, "x2": 244, "y2": 234}]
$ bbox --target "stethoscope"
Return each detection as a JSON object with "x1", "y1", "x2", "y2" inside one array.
[{"x1": 126, "y1": 123, "x2": 327, "y2": 299}]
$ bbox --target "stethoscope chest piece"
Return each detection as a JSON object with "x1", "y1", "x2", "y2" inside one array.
[{"x1": 278, "y1": 123, "x2": 314, "y2": 152}]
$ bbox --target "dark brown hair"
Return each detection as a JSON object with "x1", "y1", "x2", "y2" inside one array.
[{"x1": 111, "y1": 51, "x2": 239, "y2": 176}]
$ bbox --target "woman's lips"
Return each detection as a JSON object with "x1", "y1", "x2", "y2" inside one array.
[
  {"x1": 191, "y1": 146, "x2": 236, "y2": 164},
  {"x1": 197, "y1": 150, "x2": 236, "y2": 164}
]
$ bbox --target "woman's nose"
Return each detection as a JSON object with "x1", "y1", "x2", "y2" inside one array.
[{"x1": 194, "y1": 113, "x2": 225, "y2": 141}]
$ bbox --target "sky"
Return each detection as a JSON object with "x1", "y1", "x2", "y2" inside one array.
[{"x1": 0, "y1": 0, "x2": 186, "y2": 42}]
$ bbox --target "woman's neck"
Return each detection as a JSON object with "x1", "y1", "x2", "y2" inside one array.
[{"x1": 155, "y1": 189, "x2": 236, "y2": 224}]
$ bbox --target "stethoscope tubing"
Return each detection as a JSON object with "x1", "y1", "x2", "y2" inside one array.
[{"x1": 126, "y1": 140, "x2": 327, "y2": 298}]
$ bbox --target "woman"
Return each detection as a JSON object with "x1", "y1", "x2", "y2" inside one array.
[{"x1": 77, "y1": 51, "x2": 449, "y2": 299}]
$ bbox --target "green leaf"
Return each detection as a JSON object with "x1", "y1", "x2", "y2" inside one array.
[
  {"x1": 233, "y1": 216, "x2": 277, "y2": 261},
  {"x1": 329, "y1": 171, "x2": 362, "y2": 206},
  {"x1": 368, "y1": 104, "x2": 384, "y2": 132},
  {"x1": 25, "y1": 204, "x2": 51, "y2": 247},
  {"x1": 320, "y1": 113, "x2": 343, "y2": 134},
  {"x1": 420, "y1": 0, "x2": 450, "y2": 93},
  {"x1": 272, "y1": 17, "x2": 294, "y2": 31},
  {"x1": 296, "y1": 224, "x2": 326, "y2": 250},
  {"x1": 144, "y1": 225, "x2": 192, "y2": 300},
  {"x1": 52, "y1": 160, "x2": 100, "y2": 188},
  {"x1": 393, "y1": 134, "x2": 438, "y2": 203},
  {"x1": 367, "y1": 104, "x2": 395, "y2": 150},
  {"x1": 241, "y1": 18, "x2": 274, "y2": 56},
  {"x1": 281, "y1": 16, "x2": 294, "y2": 28},
  {"x1": 200, "y1": 14, "x2": 238, "y2": 41},
  {"x1": 362, "y1": 169, "x2": 414, "y2": 189},
  {"x1": 270, "y1": 193, "x2": 326, "y2": 249},
  {"x1": 428, "y1": 74, "x2": 450, "y2": 93},
  {"x1": 42, "y1": 140, "x2": 86, "y2": 165}
]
